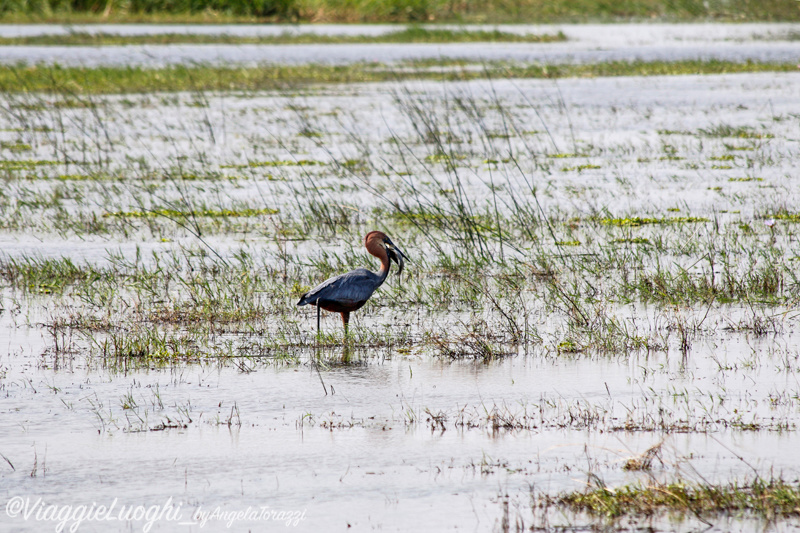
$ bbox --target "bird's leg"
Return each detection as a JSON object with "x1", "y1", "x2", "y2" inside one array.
[
  {"x1": 316, "y1": 300, "x2": 321, "y2": 339},
  {"x1": 341, "y1": 312, "x2": 350, "y2": 338}
]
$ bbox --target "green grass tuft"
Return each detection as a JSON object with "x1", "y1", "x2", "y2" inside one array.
[
  {"x1": 103, "y1": 207, "x2": 279, "y2": 218},
  {"x1": 1, "y1": 60, "x2": 797, "y2": 95},
  {"x1": 547, "y1": 478, "x2": 800, "y2": 519},
  {"x1": 601, "y1": 216, "x2": 709, "y2": 227}
]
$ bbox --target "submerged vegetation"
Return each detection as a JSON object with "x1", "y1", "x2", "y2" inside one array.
[
  {"x1": 2, "y1": 59, "x2": 798, "y2": 94},
  {"x1": 542, "y1": 477, "x2": 800, "y2": 520},
  {"x1": 0, "y1": 27, "x2": 566, "y2": 46},
  {"x1": 103, "y1": 207, "x2": 280, "y2": 218}
]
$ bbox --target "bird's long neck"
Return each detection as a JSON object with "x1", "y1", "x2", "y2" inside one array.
[{"x1": 366, "y1": 237, "x2": 391, "y2": 285}]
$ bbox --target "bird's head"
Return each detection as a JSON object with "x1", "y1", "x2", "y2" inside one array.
[{"x1": 365, "y1": 231, "x2": 408, "y2": 276}]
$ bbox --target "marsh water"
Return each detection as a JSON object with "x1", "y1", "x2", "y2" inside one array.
[
  {"x1": 1, "y1": 24, "x2": 800, "y2": 532},
  {"x1": 1, "y1": 23, "x2": 800, "y2": 66},
  {"x1": 2, "y1": 315, "x2": 800, "y2": 532}
]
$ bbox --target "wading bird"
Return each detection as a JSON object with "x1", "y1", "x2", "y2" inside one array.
[{"x1": 297, "y1": 231, "x2": 407, "y2": 336}]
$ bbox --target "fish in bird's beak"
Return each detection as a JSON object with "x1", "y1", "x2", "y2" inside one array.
[{"x1": 385, "y1": 239, "x2": 407, "y2": 277}]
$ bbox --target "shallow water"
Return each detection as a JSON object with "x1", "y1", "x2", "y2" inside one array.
[
  {"x1": 1, "y1": 26, "x2": 800, "y2": 531},
  {"x1": 1, "y1": 72, "x2": 799, "y2": 246},
  {"x1": 4, "y1": 41, "x2": 800, "y2": 68},
  {"x1": 1, "y1": 21, "x2": 799, "y2": 40},
  {"x1": 1, "y1": 23, "x2": 800, "y2": 67},
  {"x1": 2, "y1": 308, "x2": 799, "y2": 532}
]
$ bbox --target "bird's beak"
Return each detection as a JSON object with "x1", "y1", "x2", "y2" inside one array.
[{"x1": 385, "y1": 240, "x2": 407, "y2": 276}]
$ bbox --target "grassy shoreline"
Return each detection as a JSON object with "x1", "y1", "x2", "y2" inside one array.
[
  {"x1": 0, "y1": 59, "x2": 796, "y2": 94},
  {"x1": 1, "y1": 0, "x2": 800, "y2": 24},
  {"x1": 0, "y1": 28, "x2": 567, "y2": 46}
]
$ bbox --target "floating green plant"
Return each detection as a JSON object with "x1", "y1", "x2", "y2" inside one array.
[
  {"x1": 700, "y1": 124, "x2": 774, "y2": 139},
  {"x1": 0, "y1": 159, "x2": 59, "y2": 170},
  {"x1": 610, "y1": 237, "x2": 650, "y2": 244},
  {"x1": 220, "y1": 159, "x2": 325, "y2": 168},
  {"x1": 425, "y1": 153, "x2": 468, "y2": 164},
  {"x1": 103, "y1": 207, "x2": 279, "y2": 218},
  {"x1": 657, "y1": 129, "x2": 691, "y2": 135},
  {"x1": 561, "y1": 164, "x2": 601, "y2": 172},
  {"x1": 298, "y1": 129, "x2": 324, "y2": 138},
  {"x1": 172, "y1": 172, "x2": 245, "y2": 180},
  {"x1": 0, "y1": 141, "x2": 32, "y2": 152},
  {"x1": 724, "y1": 144, "x2": 755, "y2": 151},
  {"x1": 601, "y1": 216, "x2": 709, "y2": 227},
  {"x1": 769, "y1": 213, "x2": 800, "y2": 222}
]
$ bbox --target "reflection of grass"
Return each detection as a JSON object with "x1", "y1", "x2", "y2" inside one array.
[
  {"x1": 2, "y1": 59, "x2": 798, "y2": 94},
  {"x1": 0, "y1": 28, "x2": 567, "y2": 46}
]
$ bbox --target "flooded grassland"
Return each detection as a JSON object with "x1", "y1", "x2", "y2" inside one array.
[{"x1": 1, "y1": 63, "x2": 800, "y2": 531}]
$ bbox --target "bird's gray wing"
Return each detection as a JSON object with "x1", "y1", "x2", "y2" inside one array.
[{"x1": 297, "y1": 268, "x2": 381, "y2": 306}]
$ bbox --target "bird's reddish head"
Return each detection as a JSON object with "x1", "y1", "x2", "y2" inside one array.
[
  {"x1": 364, "y1": 230, "x2": 388, "y2": 248},
  {"x1": 364, "y1": 231, "x2": 390, "y2": 270}
]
